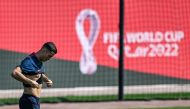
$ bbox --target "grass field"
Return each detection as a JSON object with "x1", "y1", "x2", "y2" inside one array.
[
  {"x1": 1, "y1": 101, "x2": 190, "y2": 109},
  {"x1": 1, "y1": 92, "x2": 190, "y2": 105}
]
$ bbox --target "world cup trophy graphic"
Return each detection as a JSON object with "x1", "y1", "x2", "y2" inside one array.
[{"x1": 75, "y1": 9, "x2": 100, "y2": 75}]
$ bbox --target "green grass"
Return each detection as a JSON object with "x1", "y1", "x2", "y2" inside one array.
[
  {"x1": 124, "y1": 92, "x2": 190, "y2": 100},
  {"x1": 0, "y1": 98, "x2": 18, "y2": 105},
  {"x1": 1, "y1": 92, "x2": 190, "y2": 105}
]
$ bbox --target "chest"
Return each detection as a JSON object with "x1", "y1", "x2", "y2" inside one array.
[{"x1": 25, "y1": 74, "x2": 42, "y2": 81}]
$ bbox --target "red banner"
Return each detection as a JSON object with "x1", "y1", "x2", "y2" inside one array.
[{"x1": 0, "y1": 0, "x2": 189, "y2": 78}]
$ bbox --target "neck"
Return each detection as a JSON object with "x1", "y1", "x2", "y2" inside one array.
[{"x1": 35, "y1": 51, "x2": 42, "y2": 62}]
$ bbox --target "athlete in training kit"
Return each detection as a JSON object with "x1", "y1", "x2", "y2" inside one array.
[{"x1": 11, "y1": 42, "x2": 57, "y2": 109}]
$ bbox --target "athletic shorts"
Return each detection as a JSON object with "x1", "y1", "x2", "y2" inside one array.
[{"x1": 19, "y1": 94, "x2": 40, "y2": 109}]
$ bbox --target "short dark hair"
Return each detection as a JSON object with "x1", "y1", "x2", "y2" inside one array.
[{"x1": 43, "y1": 42, "x2": 57, "y2": 54}]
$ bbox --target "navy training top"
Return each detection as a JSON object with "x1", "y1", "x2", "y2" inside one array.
[{"x1": 19, "y1": 53, "x2": 45, "y2": 87}]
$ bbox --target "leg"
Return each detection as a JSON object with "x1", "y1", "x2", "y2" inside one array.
[
  {"x1": 19, "y1": 96, "x2": 33, "y2": 109},
  {"x1": 19, "y1": 94, "x2": 40, "y2": 109}
]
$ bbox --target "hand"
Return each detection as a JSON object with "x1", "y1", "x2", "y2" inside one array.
[
  {"x1": 30, "y1": 80, "x2": 40, "y2": 88},
  {"x1": 46, "y1": 80, "x2": 53, "y2": 87}
]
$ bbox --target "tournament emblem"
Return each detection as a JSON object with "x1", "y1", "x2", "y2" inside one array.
[{"x1": 76, "y1": 9, "x2": 100, "y2": 75}]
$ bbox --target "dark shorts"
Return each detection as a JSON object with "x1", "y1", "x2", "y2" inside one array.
[{"x1": 19, "y1": 94, "x2": 40, "y2": 109}]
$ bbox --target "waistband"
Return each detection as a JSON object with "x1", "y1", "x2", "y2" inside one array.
[{"x1": 22, "y1": 94, "x2": 40, "y2": 100}]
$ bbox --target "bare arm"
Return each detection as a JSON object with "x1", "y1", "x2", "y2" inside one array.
[
  {"x1": 42, "y1": 74, "x2": 53, "y2": 87},
  {"x1": 11, "y1": 66, "x2": 39, "y2": 88},
  {"x1": 42, "y1": 74, "x2": 50, "y2": 82}
]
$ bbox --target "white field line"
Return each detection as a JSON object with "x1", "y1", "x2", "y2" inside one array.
[{"x1": 0, "y1": 84, "x2": 190, "y2": 98}]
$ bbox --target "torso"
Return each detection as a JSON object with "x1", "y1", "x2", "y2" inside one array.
[
  {"x1": 23, "y1": 74, "x2": 42, "y2": 97},
  {"x1": 19, "y1": 53, "x2": 45, "y2": 97}
]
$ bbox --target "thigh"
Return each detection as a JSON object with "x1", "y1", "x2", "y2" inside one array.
[
  {"x1": 19, "y1": 96, "x2": 40, "y2": 109},
  {"x1": 19, "y1": 96, "x2": 33, "y2": 109}
]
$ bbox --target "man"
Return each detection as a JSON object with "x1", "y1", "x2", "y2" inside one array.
[{"x1": 11, "y1": 42, "x2": 57, "y2": 109}]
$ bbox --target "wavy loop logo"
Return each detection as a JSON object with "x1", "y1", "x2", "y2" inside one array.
[{"x1": 76, "y1": 9, "x2": 100, "y2": 75}]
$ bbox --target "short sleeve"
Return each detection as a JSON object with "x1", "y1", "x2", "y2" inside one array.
[{"x1": 20, "y1": 57, "x2": 36, "y2": 75}]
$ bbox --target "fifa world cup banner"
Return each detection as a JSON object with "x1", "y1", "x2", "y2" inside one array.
[{"x1": 0, "y1": 0, "x2": 190, "y2": 79}]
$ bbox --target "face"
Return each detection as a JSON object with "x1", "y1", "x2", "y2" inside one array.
[{"x1": 40, "y1": 49, "x2": 55, "y2": 62}]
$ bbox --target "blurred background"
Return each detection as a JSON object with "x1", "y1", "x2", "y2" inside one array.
[{"x1": 0, "y1": 0, "x2": 190, "y2": 107}]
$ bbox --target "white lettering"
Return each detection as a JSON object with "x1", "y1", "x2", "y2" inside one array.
[
  {"x1": 165, "y1": 31, "x2": 175, "y2": 42},
  {"x1": 126, "y1": 33, "x2": 137, "y2": 43},
  {"x1": 103, "y1": 32, "x2": 119, "y2": 44},
  {"x1": 175, "y1": 31, "x2": 184, "y2": 42},
  {"x1": 104, "y1": 31, "x2": 184, "y2": 58},
  {"x1": 108, "y1": 45, "x2": 118, "y2": 60},
  {"x1": 154, "y1": 32, "x2": 164, "y2": 42}
]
